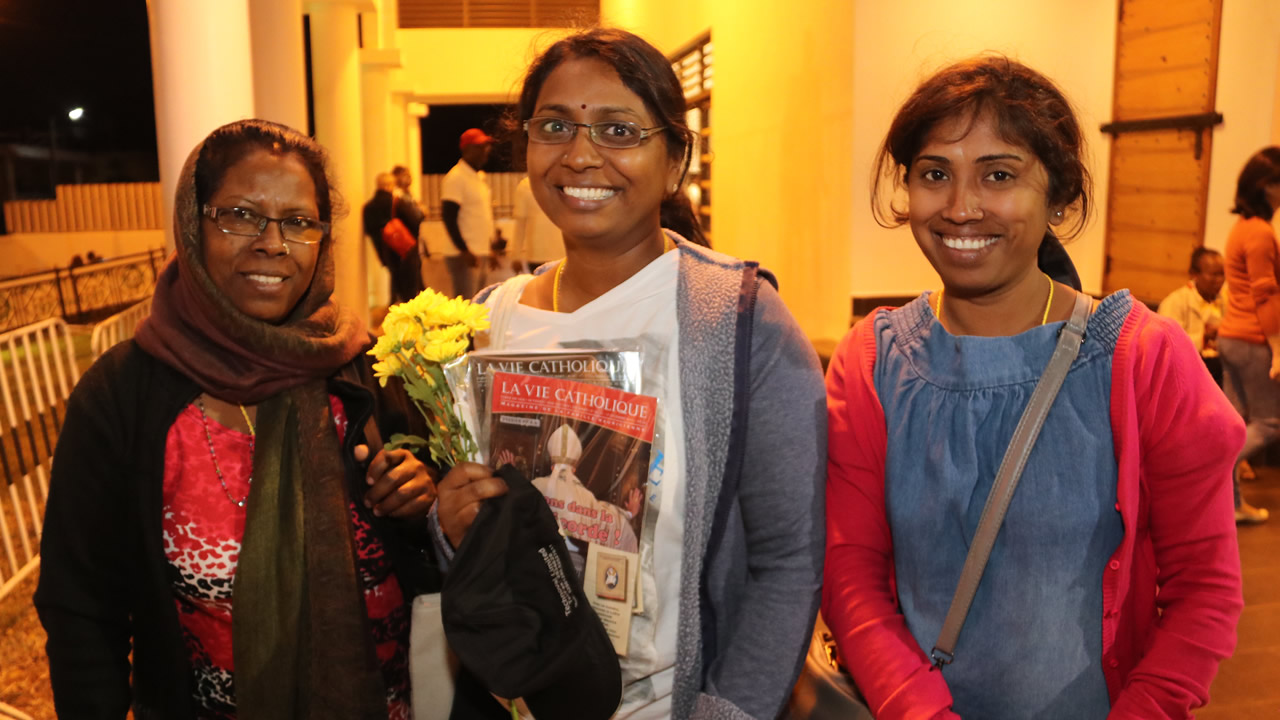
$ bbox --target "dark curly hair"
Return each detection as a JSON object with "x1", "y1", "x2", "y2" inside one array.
[
  {"x1": 872, "y1": 56, "x2": 1092, "y2": 245},
  {"x1": 507, "y1": 27, "x2": 707, "y2": 247}
]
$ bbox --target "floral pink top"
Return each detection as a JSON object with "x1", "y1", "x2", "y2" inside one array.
[{"x1": 162, "y1": 396, "x2": 410, "y2": 719}]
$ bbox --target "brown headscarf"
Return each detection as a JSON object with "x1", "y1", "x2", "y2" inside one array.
[
  {"x1": 135, "y1": 120, "x2": 387, "y2": 719},
  {"x1": 135, "y1": 121, "x2": 367, "y2": 404}
]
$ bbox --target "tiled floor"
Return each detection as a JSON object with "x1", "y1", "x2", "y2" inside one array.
[{"x1": 1199, "y1": 467, "x2": 1280, "y2": 718}]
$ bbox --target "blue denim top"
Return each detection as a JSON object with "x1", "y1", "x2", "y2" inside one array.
[{"x1": 874, "y1": 291, "x2": 1131, "y2": 719}]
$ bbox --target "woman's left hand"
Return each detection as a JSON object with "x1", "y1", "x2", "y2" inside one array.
[{"x1": 354, "y1": 445, "x2": 439, "y2": 518}]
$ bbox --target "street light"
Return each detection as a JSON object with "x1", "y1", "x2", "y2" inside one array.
[{"x1": 49, "y1": 106, "x2": 84, "y2": 193}]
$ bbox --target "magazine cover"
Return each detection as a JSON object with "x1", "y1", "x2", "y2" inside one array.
[
  {"x1": 443, "y1": 349, "x2": 642, "y2": 454},
  {"x1": 487, "y1": 370, "x2": 657, "y2": 654}
]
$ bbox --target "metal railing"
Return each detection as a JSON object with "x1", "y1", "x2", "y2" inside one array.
[
  {"x1": 0, "y1": 248, "x2": 165, "y2": 334},
  {"x1": 90, "y1": 295, "x2": 152, "y2": 361},
  {"x1": 0, "y1": 318, "x2": 79, "y2": 601},
  {"x1": 421, "y1": 171, "x2": 521, "y2": 220}
]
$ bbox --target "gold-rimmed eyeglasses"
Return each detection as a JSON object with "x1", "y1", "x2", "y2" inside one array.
[
  {"x1": 523, "y1": 117, "x2": 666, "y2": 149},
  {"x1": 202, "y1": 205, "x2": 329, "y2": 245}
]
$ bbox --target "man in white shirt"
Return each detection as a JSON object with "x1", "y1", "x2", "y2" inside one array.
[
  {"x1": 1158, "y1": 247, "x2": 1225, "y2": 352},
  {"x1": 440, "y1": 128, "x2": 495, "y2": 299},
  {"x1": 1158, "y1": 246, "x2": 1226, "y2": 381},
  {"x1": 512, "y1": 176, "x2": 563, "y2": 273}
]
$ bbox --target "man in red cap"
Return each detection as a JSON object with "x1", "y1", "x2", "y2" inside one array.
[{"x1": 440, "y1": 128, "x2": 496, "y2": 299}]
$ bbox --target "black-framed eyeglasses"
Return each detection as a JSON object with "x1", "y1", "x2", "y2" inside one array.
[
  {"x1": 202, "y1": 205, "x2": 329, "y2": 245},
  {"x1": 523, "y1": 117, "x2": 666, "y2": 149}
]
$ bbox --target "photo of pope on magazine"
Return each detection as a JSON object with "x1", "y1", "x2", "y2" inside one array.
[{"x1": 485, "y1": 369, "x2": 657, "y2": 654}]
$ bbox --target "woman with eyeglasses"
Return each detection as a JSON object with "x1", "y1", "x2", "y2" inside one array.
[
  {"x1": 431, "y1": 28, "x2": 826, "y2": 719},
  {"x1": 36, "y1": 119, "x2": 440, "y2": 719}
]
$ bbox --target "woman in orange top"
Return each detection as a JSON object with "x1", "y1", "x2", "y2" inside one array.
[{"x1": 1217, "y1": 146, "x2": 1280, "y2": 524}]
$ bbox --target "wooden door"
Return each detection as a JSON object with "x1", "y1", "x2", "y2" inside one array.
[{"x1": 1101, "y1": 0, "x2": 1223, "y2": 303}]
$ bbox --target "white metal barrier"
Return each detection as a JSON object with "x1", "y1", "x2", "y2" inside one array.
[
  {"x1": 0, "y1": 318, "x2": 79, "y2": 601},
  {"x1": 90, "y1": 295, "x2": 152, "y2": 361}
]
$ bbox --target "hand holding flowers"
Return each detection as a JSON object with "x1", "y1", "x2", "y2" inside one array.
[{"x1": 368, "y1": 289, "x2": 489, "y2": 466}]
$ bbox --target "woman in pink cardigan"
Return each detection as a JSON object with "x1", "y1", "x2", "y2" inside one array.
[{"x1": 824, "y1": 57, "x2": 1244, "y2": 719}]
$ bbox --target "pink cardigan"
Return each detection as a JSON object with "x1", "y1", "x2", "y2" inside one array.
[{"x1": 823, "y1": 300, "x2": 1244, "y2": 719}]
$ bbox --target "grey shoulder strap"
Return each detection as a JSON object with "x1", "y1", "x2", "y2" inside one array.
[{"x1": 930, "y1": 290, "x2": 1092, "y2": 668}]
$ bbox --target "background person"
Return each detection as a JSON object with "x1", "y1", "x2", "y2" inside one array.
[
  {"x1": 363, "y1": 171, "x2": 424, "y2": 304},
  {"x1": 1218, "y1": 146, "x2": 1280, "y2": 525},
  {"x1": 825, "y1": 57, "x2": 1244, "y2": 719},
  {"x1": 1158, "y1": 246, "x2": 1226, "y2": 383},
  {"x1": 441, "y1": 128, "x2": 495, "y2": 299},
  {"x1": 433, "y1": 28, "x2": 826, "y2": 720},
  {"x1": 512, "y1": 175, "x2": 563, "y2": 272},
  {"x1": 36, "y1": 119, "x2": 440, "y2": 719},
  {"x1": 392, "y1": 164, "x2": 426, "y2": 243}
]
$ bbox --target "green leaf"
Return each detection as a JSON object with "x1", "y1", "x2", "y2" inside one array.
[{"x1": 387, "y1": 433, "x2": 429, "y2": 451}]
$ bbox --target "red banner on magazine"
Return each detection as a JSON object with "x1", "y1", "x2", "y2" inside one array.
[{"x1": 490, "y1": 371, "x2": 657, "y2": 440}]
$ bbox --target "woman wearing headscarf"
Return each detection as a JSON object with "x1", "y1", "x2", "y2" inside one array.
[{"x1": 36, "y1": 119, "x2": 439, "y2": 720}]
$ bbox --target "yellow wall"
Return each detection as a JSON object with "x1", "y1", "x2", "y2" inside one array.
[
  {"x1": 2, "y1": 230, "x2": 165, "y2": 277},
  {"x1": 1204, "y1": 0, "x2": 1280, "y2": 251},
  {"x1": 601, "y1": 0, "x2": 711, "y2": 56},
  {"x1": 600, "y1": 0, "x2": 855, "y2": 341},
  {"x1": 394, "y1": 28, "x2": 560, "y2": 102},
  {"x1": 851, "y1": 0, "x2": 1117, "y2": 299},
  {"x1": 393, "y1": 1, "x2": 1279, "y2": 341},
  {"x1": 599, "y1": 0, "x2": 1115, "y2": 340}
]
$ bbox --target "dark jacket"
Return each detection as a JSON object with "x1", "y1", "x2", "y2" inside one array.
[{"x1": 34, "y1": 340, "x2": 439, "y2": 719}]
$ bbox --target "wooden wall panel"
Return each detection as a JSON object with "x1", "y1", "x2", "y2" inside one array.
[
  {"x1": 1106, "y1": 264, "x2": 1190, "y2": 304},
  {"x1": 1110, "y1": 131, "x2": 1203, "y2": 190},
  {"x1": 398, "y1": 0, "x2": 595, "y2": 28},
  {"x1": 1119, "y1": 0, "x2": 1218, "y2": 31},
  {"x1": 1113, "y1": 66, "x2": 1214, "y2": 119},
  {"x1": 1107, "y1": 228, "x2": 1200, "y2": 267},
  {"x1": 1101, "y1": 0, "x2": 1222, "y2": 304}
]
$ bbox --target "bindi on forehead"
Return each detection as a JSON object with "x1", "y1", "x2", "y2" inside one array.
[{"x1": 581, "y1": 104, "x2": 587, "y2": 109}]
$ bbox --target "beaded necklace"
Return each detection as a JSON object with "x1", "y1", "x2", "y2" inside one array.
[{"x1": 195, "y1": 397, "x2": 256, "y2": 508}]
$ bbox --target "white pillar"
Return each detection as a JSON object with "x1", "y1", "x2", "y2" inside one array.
[
  {"x1": 307, "y1": 0, "x2": 373, "y2": 321},
  {"x1": 249, "y1": 0, "x2": 308, "y2": 132},
  {"x1": 361, "y1": 51, "x2": 400, "y2": 309},
  {"x1": 1273, "y1": 46, "x2": 1280, "y2": 145},
  {"x1": 388, "y1": 92, "x2": 410, "y2": 176},
  {"x1": 148, "y1": 0, "x2": 256, "y2": 251},
  {"x1": 379, "y1": 0, "x2": 400, "y2": 50},
  {"x1": 361, "y1": 52, "x2": 401, "y2": 183},
  {"x1": 406, "y1": 102, "x2": 426, "y2": 203}
]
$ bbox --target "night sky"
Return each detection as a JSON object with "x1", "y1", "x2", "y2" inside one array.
[
  {"x1": 0, "y1": 1, "x2": 513, "y2": 174},
  {"x1": 0, "y1": 0, "x2": 156, "y2": 153}
]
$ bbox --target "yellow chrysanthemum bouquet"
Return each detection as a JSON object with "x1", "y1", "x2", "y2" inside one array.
[{"x1": 368, "y1": 288, "x2": 490, "y2": 465}]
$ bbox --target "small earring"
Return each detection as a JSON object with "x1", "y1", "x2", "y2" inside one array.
[{"x1": 1055, "y1": 210, "x2": 1064, "y2": 218}]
